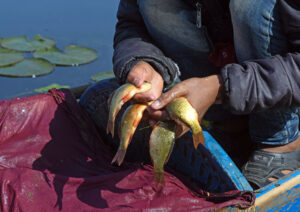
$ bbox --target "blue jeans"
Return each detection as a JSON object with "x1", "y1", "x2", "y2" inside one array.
[{"x1": 138, "y1": 0, "x2": 299, "y2": 146}]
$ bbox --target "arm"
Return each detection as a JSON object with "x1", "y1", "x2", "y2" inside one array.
[
  {"x1": 220, "y1": 0, "x2": 300, "y2": 114},
  {"x1": 113, "y1": 0, "x2": 180, "y2": 86}
]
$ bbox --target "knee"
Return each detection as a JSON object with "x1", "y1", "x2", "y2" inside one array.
[
  {"x1": 138, "y1": 0, "x2": 159, "y2": 19},
  {"x1": 230, "y1": 0, "x2": 256, "y2": 30},
  {"x1": 230, "y1": 0, "x2": 278, "y2": 32},
  {"x1": 138, "y1": 0, "x2": 184, "y2": 29}
]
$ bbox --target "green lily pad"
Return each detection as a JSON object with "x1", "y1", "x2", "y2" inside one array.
[
  {"x1": 34, "y1": 83, "x2": 70, "y2": 93},
  {"x1": 0, "y1": 35, "x2": 55, "y2": 52},
  {"x1": 33, "y1": 45, "x2": 98, "y2": 66},
  {"x1": 0, "y1": 48, "x2": 24, "y2": 66},
  {"x1": 0, "y1": 58, "x2": 55, "y2": 78},
  {"x1": 91, "y1": 71, "x2": 115, "y2": 82}
]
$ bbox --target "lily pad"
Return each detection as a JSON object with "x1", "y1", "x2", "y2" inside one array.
[
  {"x1": 91, "y1": 71, "x2": 115, "y2": 82},
  {"x1": 34, "y1": 83, "x2": 70, "y2": 93},
  {"x1": 0, "y1": 35, "x2": 55, "y2": 52},
  {"x1": 33, "y1": 45, "x2": 98, "y2": 66},
  {"x1": 0, "y1": 58, "x2": 55, "y2": 78},
  {"x1": 0, "y1": 48, "x2": 24, "y2": 66}
]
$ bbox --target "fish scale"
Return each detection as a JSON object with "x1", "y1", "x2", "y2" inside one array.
[
  {"x1": 167, "y1": 97, "x2": 205, "y2": 149},
  {"x1": 149, "y1": 121, "x2": 176, "y2": 185}
]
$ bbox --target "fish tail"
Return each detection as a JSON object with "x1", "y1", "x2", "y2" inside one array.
[
  {"x1": 192, "y1": 131, "x2": 205, "y2": 149},
  {"x1": 154, "y1": 171, "x2": 165, "y2": 186},
  {"x1": 106, "y1": 119, "x2": 115, "y2": 138},
  {"x1": 111, "y1": 149, "x2": 126, "y2": 166}
]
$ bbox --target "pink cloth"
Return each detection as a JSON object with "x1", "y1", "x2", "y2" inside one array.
[{"x1": 0, "y1": 89, "x2": 254, "y2": 211}]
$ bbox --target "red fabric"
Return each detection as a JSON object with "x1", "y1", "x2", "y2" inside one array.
[
  {"x1": 0, "y1": 89, "x2": 254, "y2": 211},
  {"x1": 209, "y1": 42, "x2": 237, "y2": 67}
]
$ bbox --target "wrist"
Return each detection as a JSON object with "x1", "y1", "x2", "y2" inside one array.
[
  {"x1": 204, "y1": 75, "x2": 224, "y2": 104},
  {"x1": 215, "y1": 75, "x2": 224, "y2": 104}
]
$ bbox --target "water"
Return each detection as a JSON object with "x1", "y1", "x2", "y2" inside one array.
[{"x1": 0, "y1": 0, "x2": 119, "y2": 100}]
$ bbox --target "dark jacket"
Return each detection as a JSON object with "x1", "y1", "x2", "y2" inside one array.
[{"x1": 113, "y1": 0, "x2": 300, "y2": 114}]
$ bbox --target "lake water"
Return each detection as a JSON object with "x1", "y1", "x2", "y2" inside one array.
[{"x1": 0, "y1": 0, "x2": 119, "y2": 100}]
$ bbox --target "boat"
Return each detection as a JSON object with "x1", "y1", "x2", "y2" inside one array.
[{"x1": 202, "y1": 131, "x2": 300, "y2": 211}]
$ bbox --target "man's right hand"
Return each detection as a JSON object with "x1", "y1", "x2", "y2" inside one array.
[{"x1": 127, "y1": 61, "x2": 164, "y2": 103}]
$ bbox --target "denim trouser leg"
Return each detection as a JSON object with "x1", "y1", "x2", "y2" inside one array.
[
  {"x1": 230, "y1": 0, "x2": 299, "y2": 145},
  {"x1": 138, "y1": 0, "x2": 217, "y2": 79}
]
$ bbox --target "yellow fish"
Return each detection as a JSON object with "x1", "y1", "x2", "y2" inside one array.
[
  {"x1": 106, "y1": 82, "x2": 151, "y2": 138},
  {"x1": 111, "y1": 103, "x2": 148, "y2": 166},
  {"x1": 167, "y1": 97, "x2": 205, "y2": 149},
  {"x1": 149, "y1": 121, "x2": 176, "y2": 186}
]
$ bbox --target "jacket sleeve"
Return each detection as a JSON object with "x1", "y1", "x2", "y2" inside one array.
[
  {"x1": 220, "y1": 0, "x2": 300, "y2": 114},
  {"x1": 112, "y1": 0, "x2": 180, "y2": 85}
]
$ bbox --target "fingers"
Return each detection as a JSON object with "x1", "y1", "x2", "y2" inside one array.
[
  {"x1": 128, "y1": 62, "x2": 163, "y2": 103},
  {"x1": 127, "y1": 68, "x2": 145, "y2": 88},
  {"x1": 171, "y1": 119, "x2": 190, "y2": 139},
  {"x1": 147, "y1": 108, "x2": 169, "y2": 121},
  {"x1": 151, "y1": 85, "x2": 186, "y2": 110},
  {"x1": 133, "y1": 92, "x2": 156, "y2": 102},
  {"x1": 175, "y1": 124, "x2": 190, "y2": 139}
]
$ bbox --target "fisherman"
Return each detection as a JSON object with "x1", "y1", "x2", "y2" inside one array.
[{"x1": 80, "y1": 0, "x2": 300, "y2": 189}]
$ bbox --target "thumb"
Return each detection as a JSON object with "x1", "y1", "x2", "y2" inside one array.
[
  {"x1": 151, "y1": 86, "x2": 185, "y2": 110},
  {"x1": 127, "y1": 70, "x2": 146, "y2": 88}
]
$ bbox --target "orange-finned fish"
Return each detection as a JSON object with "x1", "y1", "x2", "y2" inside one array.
[
  {"x1": 149, "y1": 121, "x2": 176, "y2": 186},
  {"x1": 111, "y1": 103, "x2": 148, "y2": 166},
  {"x1": 106, "y1": 82, "x2": 151, "y2": 138},
  {"x1": 167, "y1": 97, "x2": 205, "y2": 149}
]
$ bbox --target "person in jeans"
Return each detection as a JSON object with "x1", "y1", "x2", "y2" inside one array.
[{"x1": 80, "y1": 0, "x2": 300, "y2": 189}]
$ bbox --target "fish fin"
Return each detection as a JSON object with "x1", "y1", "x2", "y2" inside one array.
[
  {"x1": 111, "y1": 149, "x2": 126, "y2": 166},
  {"x1": 164, "y1": 140, "x2": 175, "y2": 165},
  {"x1": 118, "y1": 119, "x2": 122, "y2": 139},
  {"x1": 111, "y1": 120, "x2": 115, "y2": 138},
  {"x1": 154, "y1": 171, "x2": 165, "y2": 186},
  {"x1": 192, "y1": 131, "x2": 205, "y2": 149},
  {"x1": 106, "y1": 119, "x2": 114, "y2": 138}
]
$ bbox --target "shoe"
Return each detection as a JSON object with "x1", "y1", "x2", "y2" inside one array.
[{"x1": 242, "y1": 149, "x2": 300, "y2": 189}]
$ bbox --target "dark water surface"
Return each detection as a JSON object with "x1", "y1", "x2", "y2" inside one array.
[{"x1": 0, "y1": 0, "x2": 119, "y2": 100}]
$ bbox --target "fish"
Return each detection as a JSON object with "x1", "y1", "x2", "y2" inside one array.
[
  {"x1": 166, "y1": 97, "x2": 205, "y2": 149},
  {"x1": 149, "y1": 121, "x2": 176, "y2": 186},
  {"x1": 111, "y1": 103, "x2": 148, "y2": 166},
  {"x1": 106, "y1": 82, "x2": 152, "y2": 138}
]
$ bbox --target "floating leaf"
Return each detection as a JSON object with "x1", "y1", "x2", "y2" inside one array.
[
  {"x1": 34, "y1": 83, "x2": 70, "y2": 93},
  {"x1": 0, "y1": 48, "x2": 24, "y2": 66},
  {"x1": 0, "y1": 35, "x2": 55, "y2": 52},
  {"x1": 33, "y1": 45, "x2": 98, "y2": 66},
  {"x1": 91, "y1": 71, "x2": 115, "y2": 82},
  {"x1": 0, "y1": 58, "x2": 55, "y2": 78}
]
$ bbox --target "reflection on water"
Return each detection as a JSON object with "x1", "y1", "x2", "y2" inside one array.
[{"x1": 0, "y1": 0, "x2": 119, "y2": 100}]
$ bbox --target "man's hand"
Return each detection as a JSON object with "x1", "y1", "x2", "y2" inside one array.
[
  {"x1": 127, "y1": 61, "x2": 164, "y2": 102},
  {"x1": 148, "y1": 75, "x2": 224, "y2": 137}
]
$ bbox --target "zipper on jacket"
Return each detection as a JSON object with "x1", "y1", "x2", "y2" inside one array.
[{"x1": 196, "y1": 2, "x2": 202, "y2": 28}]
